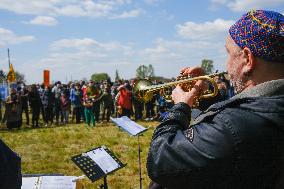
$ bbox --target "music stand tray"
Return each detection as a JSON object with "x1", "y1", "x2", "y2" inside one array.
[
  {"x1": 110, "y1": 116, "x2": 148, "y2": 136},
  {"x1": 71, "y1": 146, "x2": 125, "y2": 183}
]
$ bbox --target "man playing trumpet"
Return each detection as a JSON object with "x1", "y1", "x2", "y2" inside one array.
[{"x1": 147, "y1": 10, "x2": 284, "y2": 189}]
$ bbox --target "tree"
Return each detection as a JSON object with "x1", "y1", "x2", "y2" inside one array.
[
  {"x1": 91, "y1": 73, "x2": 110, "y2": 82},
  {"x1": 136, "y1": 65, "x2": 147, "y2": 79},
  {"x1": 115, "y1": 69, "x2": 120, "y2": 81},
  {"x1": 0, "y1": 70, "x2": 6, "y2": 83},
  {"x1": 15, "y1": 71, "x2": 25, "y2": 83},
  {"x1": 201, "y1": 59, "x2": 214, "y2": 74},
  {"x1": 148, "y1": 64, "x2": 155, "y2": 77},
  {"x1": 136, "y1": 64, "x2": 155, "y2": 79}
]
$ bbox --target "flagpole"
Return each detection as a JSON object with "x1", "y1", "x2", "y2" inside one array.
[
  {"x1": 7, "y1": 48, "x2": 10, "y2": 94},
  {"x1": 7, "y1": 48, "x2": 11, "y2": 68}
]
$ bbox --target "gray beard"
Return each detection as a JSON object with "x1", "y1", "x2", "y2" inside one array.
[{"x1": 230, "y1": 74, "x2": 247, "y2": 94}]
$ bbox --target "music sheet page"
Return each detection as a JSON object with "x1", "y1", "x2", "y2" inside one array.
[
  {"x1": 86, "y1": 148, "x2": 120, "y2": 174},
  {"x1": 39, "y1": 176, "x2": 76, "y2": 189}
]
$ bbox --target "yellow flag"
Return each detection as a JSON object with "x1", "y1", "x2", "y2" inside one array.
[{"x1": 7, "y1": 63, "x2": 16, "y2": 82}]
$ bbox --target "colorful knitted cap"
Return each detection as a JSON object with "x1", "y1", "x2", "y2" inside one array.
[{"x1": 229, "y1": 10, "x2": 284, "y2": 63}]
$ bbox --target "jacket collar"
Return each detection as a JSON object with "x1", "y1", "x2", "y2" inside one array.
[
  {"x1": 193, "y1": 78, "x2": 284, "y2": 125},
  {"x1": 232, "y1": 78, "x2": 284, "y2": 99}
]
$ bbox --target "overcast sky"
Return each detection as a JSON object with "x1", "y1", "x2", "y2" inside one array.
[{"x1": 0, "y1": 0, "x2": 283, "y2": 83}]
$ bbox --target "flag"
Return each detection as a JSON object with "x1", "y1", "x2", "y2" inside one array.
[
  {"x1": 7, "y1": 63, "x2": 16, "y2": 83},
  {"x1": 43, "y1": 70, "x2": 50, "y2": 86}
]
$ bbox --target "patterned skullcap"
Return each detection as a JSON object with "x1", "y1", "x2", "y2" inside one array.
[{"x1": 229, "y1": 10, "x2": 284, "y2": 63}]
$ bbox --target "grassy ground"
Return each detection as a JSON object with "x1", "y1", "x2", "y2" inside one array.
[{"x1": 0, "y1": 120, "x2": 158, "y2": 189}]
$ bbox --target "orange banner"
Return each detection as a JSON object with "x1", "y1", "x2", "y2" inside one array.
[
  {"x1": 43, "y1": 70, "x2": 50, "y2": 86},
  {"x1": 7, "y1": 63, "x2": 16, "y2": 83}
]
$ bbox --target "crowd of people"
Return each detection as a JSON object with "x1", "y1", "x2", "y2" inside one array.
[{"x1": 0, "y1": 74, "x2": 232, "y2": 130}]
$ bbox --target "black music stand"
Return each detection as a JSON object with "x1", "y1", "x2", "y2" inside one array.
[
  {"x1": 71, "y1": 146, "x2": 125, "y2": 189},
  {"x1": 110, "y1": 116, "x2": 148, "y2": 189}
]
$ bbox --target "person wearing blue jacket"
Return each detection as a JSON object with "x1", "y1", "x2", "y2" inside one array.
[{"x1": 147, "y1": 10, "x2": 284, "y2": 189}]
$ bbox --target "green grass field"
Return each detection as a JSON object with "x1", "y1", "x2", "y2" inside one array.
[{"x1": 0, "y1": 120, "x2": 158, "y2": 189}]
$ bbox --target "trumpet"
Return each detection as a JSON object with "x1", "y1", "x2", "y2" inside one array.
[{"x1": 133, "y1": 72, "x2": 227, "y2": 107}]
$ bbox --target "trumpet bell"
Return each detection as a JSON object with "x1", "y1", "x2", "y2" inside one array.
[{"x1": 132, "y1": 79, "x2": 153, "y2": 102}]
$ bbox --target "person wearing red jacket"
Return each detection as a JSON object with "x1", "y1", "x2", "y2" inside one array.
[{"x1": 115, "y1": 82, "x2": 132, "y2": 118}]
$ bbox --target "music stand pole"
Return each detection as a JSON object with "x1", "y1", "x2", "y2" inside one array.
[
  {"x1": 138, "y1": 135, "x2": 142, "y2": 189},
  {"x1": 100, "y1": 176, "x2": 108, "y2": 189},
  {"x1": 104, "y1": 176, "x2": 108, "y2": 189}
]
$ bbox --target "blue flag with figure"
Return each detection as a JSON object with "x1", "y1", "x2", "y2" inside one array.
[{"x1": 0, "y1": 84, "x2": 8, "y2": 100}]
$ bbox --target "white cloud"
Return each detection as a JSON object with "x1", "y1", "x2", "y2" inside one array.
[
  {"x1": 26, "y1": 16, "x2": 58, "y2": 26},
  {"x1": 110, "y1": 9, "x2": 143, "y2": 19},
  {"x1": 210, "y1": 0, "x2": 284, "y2": 12},
  {"x1": 50, "y1": 38, "x2": 132, "y2": 54},
  {"x1": 177, "y1": 19, "x2": 234, "y2": 40},
  {"x1": 144, "y1": 0, "x2": 164, "y2": 5},
  {"x1": 211, "y1": 0, "x2": 228, "y2": 4},
  {"x1": 0, "y1": 0, "x2": 141, "y2": 19},
  {"x1": 50, "y1": 38, "x2": 98, "y2": 50},
  {"x1": 0, "y1": 28, "x2": 35, "y2": 47}
]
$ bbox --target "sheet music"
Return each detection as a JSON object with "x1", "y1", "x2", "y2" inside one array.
[
  {"x1": 86, "y1": 148, "x2": 120, "y2": 174},
  {"x1": 22, "y1": 177, "x2": 39, "y2": 189},
  {"x1": 111, "y1": 116, "x2": 147, "y2": 136},
  {"x1": 40, "y1": 176, "x2": 76, "y2": 189}
]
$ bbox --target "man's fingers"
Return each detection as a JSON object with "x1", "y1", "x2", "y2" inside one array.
[{"x1": 180, "y1": 67, "x2": 190, "y2": 75}]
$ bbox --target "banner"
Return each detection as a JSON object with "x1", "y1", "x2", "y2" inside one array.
[
  {"x1": 7, "y1": 63, "x2": 16, "y2": 83},
  {"x1": 0, "y1": 83, "x2": 8, "y2": 100},
  {"x1": 43, "y1": 70, "x2": 50, "y2": 86}
]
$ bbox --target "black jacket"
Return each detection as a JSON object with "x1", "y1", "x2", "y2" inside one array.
[
  {"x1": 0, "y1": 139, "x2": 21, "y2": 189},
  {"x1": 147, "y1": 79, "x2": 284, "y2": 189}
]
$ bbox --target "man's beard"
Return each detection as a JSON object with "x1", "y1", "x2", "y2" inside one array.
[
  {"x1": 229, "y1": 63, "x2": 248, "y2": 94},
  {"x1": 230, "y1": 76, "x2": 246, "y2": 94}
]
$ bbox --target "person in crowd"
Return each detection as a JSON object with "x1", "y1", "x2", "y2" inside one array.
[
  {"x1": 69, "y1": 83, "x2": 76, "y2": 123},
  {"x1": 60, "y1": 89, "x2": 71, "y2": 124},
  {"x1": 29, "y1": 84, "x2": 41, "y2": 127},
  {"x1": 101, "y1": 86, "x2": 113, "y2": 122},
  {"x1": 79, "y1": 81, "x2": 87, "y2": 122},
  {"x1": 70, "y1": 83, "x2": 83, "y2": 124},
  {"x1": 92, "y1": 83, "x2": 103, "y2": 123},
  {"x1": 19, "y1": 85, "x2": 29, "y2": 125},
  {"x1": 81, "y1": 80, "x2": 88, "y2": 99},
  {"x1": 145, "y1": 96, "x2": 156, "y2": 121},
  {"x1": 42, "y1": 85, "x2": 54, "y2": 125},
  {"x1": 147, "y1": 10, "x2": 284, "y2": 189},
  {"x1": 132, "y1": 79, "x2": 144, "y2": 121},
  {"x1": 83, "y1": 96, "x2": 95, "y2": 127},
  {"x1": 133, "y1": 95, "x2": 144, "y2": 121},
  {"x1": 115, "y1": 81, "x2": 133, "y2": 118},
  {"x1": 38, "y1": 84, "x2": 46, "y2": 124},
  {"x1": 86, "y1": 81, "x2": 102, "y2": 122},
  {"x1": 154, "y1": 90, "x2": 167, "y2": 121},
  {"x1": 52, "y1": 81, "x2": 63, "y2": 125},
  {"x1": 111, "y1": 82, "x2": 120, "y2": 116},
  {"x1": 2, "y1": 88, "x2": 22, "y2": 129}
]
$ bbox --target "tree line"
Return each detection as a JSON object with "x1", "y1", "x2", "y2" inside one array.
[{"x1": 91, "y1": 59, "x2": 215, "y2": 82}]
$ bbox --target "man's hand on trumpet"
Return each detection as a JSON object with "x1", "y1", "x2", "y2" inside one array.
[
  {"x1": 180, "y1": 66, "x2": 205, "y2": 77},
  {"x1": 171, "y1": 67, "x2": 207, "y2": 107}
]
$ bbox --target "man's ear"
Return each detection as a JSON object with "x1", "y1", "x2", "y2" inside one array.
[{"x1": 242, "y1": 47, "x2": 256, "y2": 73}]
